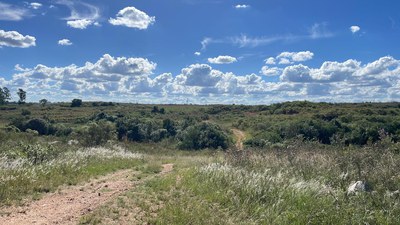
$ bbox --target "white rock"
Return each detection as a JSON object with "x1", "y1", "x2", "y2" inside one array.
[
  {"x1": 68, "y1": 140, "x2": 79, "y2": 145},
  {"x1": 347, "y1": 181, "x2": 366, "y2": 195}
]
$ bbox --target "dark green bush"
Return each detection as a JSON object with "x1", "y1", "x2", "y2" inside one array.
[
  {"x1": 177, "y1": 122, "x2": 229, "y2": 150},
  {"x1": 80, "y1": 121, "x2": 116, "y2": 146},
  {"x1": 25, "y1": 118, "x2": 49, "y2": 135},
  {"x1": 71, "y1": 99, "x2": 82, "y2": 107}
]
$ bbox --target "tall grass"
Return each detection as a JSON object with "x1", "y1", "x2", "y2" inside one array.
[
  {"x1": 154, "y1": 142, "x2": 400, "y2": 224},
  {"x1": 0, "y1": 144, "x2": 144, "y2": 205}
]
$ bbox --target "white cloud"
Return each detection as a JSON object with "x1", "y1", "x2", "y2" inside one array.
[
  {"x1": 281, "y1": 64, "x2": 313, "y2": 82},
  {"x1": 57, "y1": 0, "x2": 100, "y2": 29},
  {"x1": 5, "y1": 54, "x2": 400, "y2": 104},
  {"x1": 67, "y1": 19, "x2": 94, "y2": 29},
  {"x1": 260, "y1": 66, "x2": 282, "y2": 76},
  {"x1": 201, "y1": 24, "x2": 333, "y2": 50},
  {"x1": 279, "y1": 58, "x2": 292, "y2": 65},
  {"x1": 264, "y1": 51, "x2": 314, "y2": 66},
  {"x1": 0, "y1": 2, "x2": 31, "y2": 21},
  {"x1": 30, "y1": 2, "x2": 42, "y2": 10},
  {"x1": 277, "y1": 51, "x2": 314, "y2": 64},
  {"x1": 310, "y1": 23, "x2": 333, "y2": 39},
  {"x1": 14, "y1": 64, "x2": 30, "y2": 72},
  {"x1": 178, "y1": 64, "x2": 222, "y2": 87},
  {"x1": 0, "y1": 30, "x2": 36, "y2": 48},
  {"x1": 208, "y1": 55, "x2": 237, "y2": 64},
  {"x1": 109, "y1": 7, "x2": 155, "y2": 29},
  {"x1": 350, "y1": 25, "x2": 361, "y2": 34},
  {"x1": 235, "y1": 4, "x2": 250, "y2": 9},
  {"x1": 194, "y1": 52, "x2": 201, "y2": 56},
  {"x1": 264, "y1": 57, "x2": 276, "y2": 65},
  {"x1": 58, "y1": 39, "x2": 72, "y2": 46}
]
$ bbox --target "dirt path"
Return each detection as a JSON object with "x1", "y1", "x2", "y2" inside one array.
[
  {"x1": 0, "y1": 164, "x2": 173, "y2": 225},
  {"x1": 231, "y1": 129, "x2": 245, "y2": 150}
]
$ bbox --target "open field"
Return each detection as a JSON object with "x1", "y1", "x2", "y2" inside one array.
[{"x1": 0, "y1": 101, "x2": 399, "y2": 224}]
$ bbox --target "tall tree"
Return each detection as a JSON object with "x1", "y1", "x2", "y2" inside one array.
[
  {"x1": 0, "y1": 87, "x2": 11, "y2": 105},
  {"x1": 17, "y1": 89, "x2": 26, "y2": 104}
]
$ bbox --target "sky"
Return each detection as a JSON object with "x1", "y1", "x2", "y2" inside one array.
[{"x1": 1, "y1": 0, "x2": 400, "y2": 104}]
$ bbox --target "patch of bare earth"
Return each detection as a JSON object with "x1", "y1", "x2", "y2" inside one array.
[
  {"x1": 0, "y1": 164, "x2": 173, "y2": 225},
  {"x1": 232, "y1": 129, "x2": 245, "y2": 150}
]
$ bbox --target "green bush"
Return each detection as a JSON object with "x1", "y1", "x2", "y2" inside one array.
[
  {"x1": 71, "y1": 99, "x2": 82, "y2": 107},
  {"x1": 80, "y1": 121, "x2": 116, "y2": 146},
  {"x1": 25, "y1": 118, "x2": 49, "y2": 135},
  {"x1": 178, "y1": 122, "x2": 229, "y2": 150}
]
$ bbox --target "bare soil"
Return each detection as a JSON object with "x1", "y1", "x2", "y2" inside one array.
[
  {"x1": 0, "y1": 164, "x2": 173, "y2": 225},
  {"x1": 232, "y1": 129, "x2": 245, "y2": 150}
]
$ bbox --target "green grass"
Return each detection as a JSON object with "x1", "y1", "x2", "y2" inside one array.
[{"x1": 0, "y1": 144, "x2": 144, "y2": 206}]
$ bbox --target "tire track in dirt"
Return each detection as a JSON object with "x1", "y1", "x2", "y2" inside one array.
[{"x1": 0, "y1": 164, "x2": 173, "y2": 225}]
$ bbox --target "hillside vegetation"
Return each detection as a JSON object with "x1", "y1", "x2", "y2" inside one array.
[{"x1": 0, "y1": 101, "x2": 399, "y2": 224}]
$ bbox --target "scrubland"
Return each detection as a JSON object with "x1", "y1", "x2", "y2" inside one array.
[{"x1": 0, "y1": 101, "x2": 399, "y2": 224}]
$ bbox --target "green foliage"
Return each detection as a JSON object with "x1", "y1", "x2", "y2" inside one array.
[
  {"x1": 39, "y1": 99, "x2": 48, "y2": 107},
  {"x1": 151, "y1": 106, "x2": 165, "y2": 114},
  {"x1": 25, "y1": 118, "x2": 50, "y2": 135},
  {"x1": 177, "y1": 122, "x2": 229, "y2": 150},
  {"x1": 79, "y1": 121, "x2": 116, "y2": 146},
  {"x1": 17, "y1": 88, "x2": 26, "y2": 104},
  {"x1": 21, "y1": 144, "x2": 59, "y2": 164},
  {"x1": 0, "y1": 87, "x2": 11, "y2": 105},
  {"x1": 21, "y1": 109, "x2": 31, "y2": 116},
  {"x1": 71, "y1": 99, "x2": 83, "y2": 107}
]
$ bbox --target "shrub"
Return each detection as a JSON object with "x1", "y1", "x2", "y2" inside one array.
[
  {"x1": 80, "y1": 121, "x2": 116, "y2": 146},
  {"x1": 21, "y1": 109, "x2": 31, "y2": 116},
  {"x1": 25, "y1": 118, "x2": 49, "y2": 135},
  {"x1": 150, "y1": 129, "x2": 168, "y2": 142},
  {"x1": 71, "y1": 99, "x2": 82, "y2": 107},
  {"x1": 178, "y1": 122, "x2": 229, "y2": 150}
]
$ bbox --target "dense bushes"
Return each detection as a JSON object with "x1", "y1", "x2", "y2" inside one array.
[
  {"x1": 116, "y1": 118, "x2": 170, "y2": 142},
  {"x1": 177, "y1": 122, "x2": 229, "y2": 150},
  {"x1": 79, "y1": 121, "x2": 116, "y2": 146}
]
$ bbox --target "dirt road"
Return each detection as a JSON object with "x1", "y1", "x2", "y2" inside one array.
[
  {"x1": 231, "y1": 129, "x2": 245, "y2": 150},
  {"x1": 0, "y1": 164, "x2": 173, "y2": 225}
]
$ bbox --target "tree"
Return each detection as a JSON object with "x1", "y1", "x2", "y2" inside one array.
[
  {"x1": 0, "y1": 87, "x2": 11, "y2": 105},
  {"x1": 17, "y1": 89, "x2": 26, "y2": 104},
  {"x1": 71, "y1": 99, "x2": 82, "y2": 107},
  {"x1": 39, "y1": 99, "x2": 48, "y2": 107}
]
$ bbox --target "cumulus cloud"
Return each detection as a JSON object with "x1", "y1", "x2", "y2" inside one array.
[
  {"x1": 194, "y1": 52, "x2": 201, "y2": 56},
  {"x1": 278, "y1": 51, "x2": 314, "y2": 63},
  {"x1": 281, "y1": 64, "x2": 313, "y2": 82},
  {"x1": 208, "y1": 55, "x2": 237, "y2": 64},
  {"x1": 67, "y1": 19, "x2": 94, "y2": 29},
  {"x1": 350, "y1": 25, "x2": 361, "y2": 34},
  {"x1": 260, "y1": 66, "x2": 282, "y2": 76},
  {"x1": 0, "y1": 2, "x2": 31, "y2": 21},
  {"x1": 109, "y1": 7, "x2": 155, "y2": 29},
  {"x1": 235, "y1": 4, "x2": 250, "y2": 9},
  {"x1": 30, "y1": 2, "x2": 42, "y2": 10},
  {"x1": 4, "y1": 54, "x2": 400, "y2": 104},
  {"x1": 0, "y1": 30, "x2": 36, "y2": 48},
  {"x1": 265, "y1": 57, "x2": 276, "y2": 65},
  {"x1": 57, "y1": 0, "x2": 100, "y2": 29},
  {"x1": 58, "y1": 39, "x2": 72, "y2": 46}
]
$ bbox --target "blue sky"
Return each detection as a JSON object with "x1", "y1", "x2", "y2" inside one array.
[{"x1": 1, "y1": 0, "x2": 400, "y2": 104}]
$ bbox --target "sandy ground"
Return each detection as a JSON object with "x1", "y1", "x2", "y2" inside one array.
[
  {"x1": 231, "y1": 129, "x2": 245, "y2": 150},
  {"x1": 0, "y1": 164, "x2": 173, "y2": 225}
]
